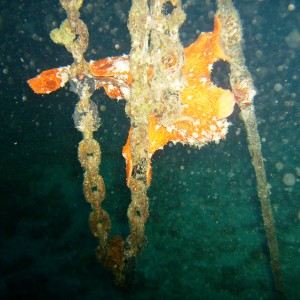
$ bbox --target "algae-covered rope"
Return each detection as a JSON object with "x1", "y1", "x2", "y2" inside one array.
[{"x1": 216, "y1": 0, "x2": 285, "y2": 298}]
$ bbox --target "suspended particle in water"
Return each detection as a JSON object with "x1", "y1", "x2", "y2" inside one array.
[
  {"x1": 288, "y1": 4, "x2": 295, "y2": 11},
  {"x1": 282, "y1": 173, "x2": 296, "y2": 186},
  {"x1": 274, "y1": 83, "x2": 283, "y2": 92}
]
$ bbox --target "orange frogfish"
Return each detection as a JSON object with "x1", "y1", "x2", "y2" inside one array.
[{"x1": 28, "y1": 16, "x2": 236, "y2": 186}]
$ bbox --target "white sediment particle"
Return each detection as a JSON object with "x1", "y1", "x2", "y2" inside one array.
[
  {"x1": 221, "y1": 127, "x2": 228, "y2": 136},
  {"x1": 167, "y1": 126, "x2": 174, "y2": 133},
  {"x1": 150, "y1": 141, "x2": 157, "y2": 148},
  {"x1": 217, "y1": 119, "x2": 228, "y2": 136},
  {"x1": 203, "y1": 131, "x2": 212, "y2": 139},
  {"x1": 120, "y1": 86, "x2": 130, "y2": 100},
  {"x1": 57, "y1": 66, "x2": 70, "y2": 87},
  {"x1": 187, "y1": 138, "x2": 196, "y2": 145},
  {"x1": 114, "y1": 59, "x2": 129, "y2": 72},
  {"x1": 214, "y1": 137, "x2": 220, "y2": 144},
  {"x1": 172, "y1": 79, "x2": 181, "y2": 88},
  {"x1": 178, "y1": 129, "x2": 187, "y2": 136},
  {"x1": 199, "y1": 137, "x2": 207, "y2": 144},
  {"x1": 209, "y1": 124, "x2": 217, "y2": 131},
  {"x1": 107, "y1": 85, "x2": 115, "y2": 92},
  {"x1": 121, "y1": 74, "x2": 129, "y2": 80}
]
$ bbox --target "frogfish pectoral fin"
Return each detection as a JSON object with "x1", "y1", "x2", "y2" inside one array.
[
  {"x1": 216, "y1": 89, "x2": 235, "y2": 119},
  {"x1": 27, "y1": 66, "x2": 70, "y2": 94}
]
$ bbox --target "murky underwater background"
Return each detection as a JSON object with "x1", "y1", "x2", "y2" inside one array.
[{"x1": 0, "y1": 0, "x2": 299, "y2": 299}]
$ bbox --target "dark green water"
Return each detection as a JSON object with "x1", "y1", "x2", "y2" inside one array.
[{"x1": 0, "y1": 0, "x2": 299, "y2": 299}]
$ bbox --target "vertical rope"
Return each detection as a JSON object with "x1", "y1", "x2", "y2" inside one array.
[{"x1": 216, "y1": 0, "x2": 285, "y2": 298}]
